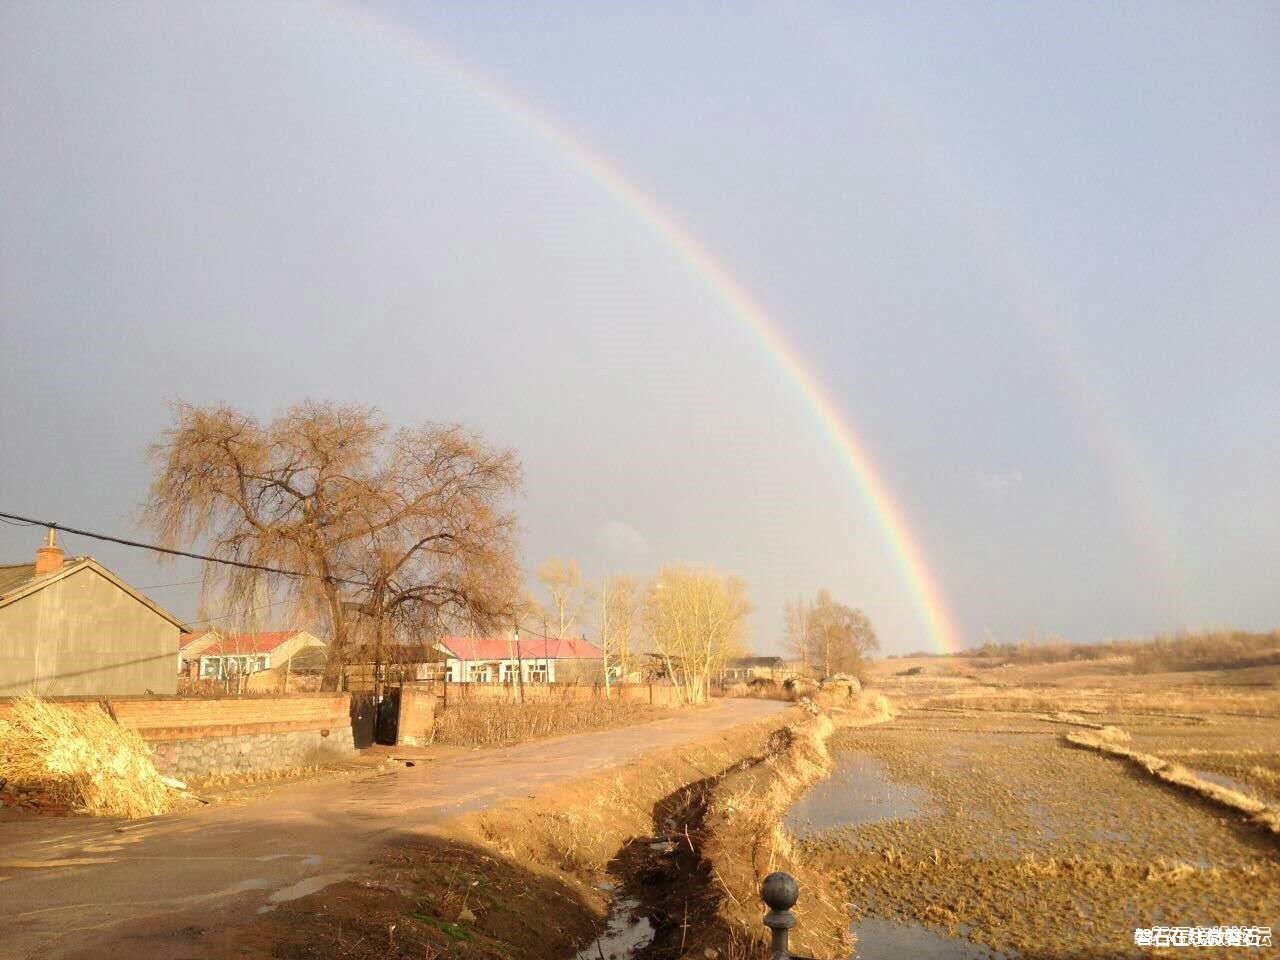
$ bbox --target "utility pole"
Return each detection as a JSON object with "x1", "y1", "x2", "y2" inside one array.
[
  {"x1": 513, "y1": 619, "x2": 525, "y2": 704},
  {"x1": 601, "y1": 578, "x2": 611, "y2": 699}
]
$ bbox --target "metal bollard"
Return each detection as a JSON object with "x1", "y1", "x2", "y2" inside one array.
[{"x1": 762, "y1": 871, "x2": 813, "y2": 960}]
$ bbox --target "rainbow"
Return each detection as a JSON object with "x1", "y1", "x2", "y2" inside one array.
[{"x1": 331, "y1": 4, "x2": 965, "y2": 653}]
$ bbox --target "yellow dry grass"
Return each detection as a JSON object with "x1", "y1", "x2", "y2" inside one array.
[{"x1": 0, "y1": 695, "x2": 173, "y2": 818}]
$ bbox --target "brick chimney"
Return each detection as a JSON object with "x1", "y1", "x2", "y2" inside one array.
[{"x1": 35, "y1": 528, "x2": 65, "y2": 575}]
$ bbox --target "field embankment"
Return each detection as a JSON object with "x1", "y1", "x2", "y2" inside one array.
[{"x1": 1066, "y1": 728, "x2": 1280, "y2": 835}]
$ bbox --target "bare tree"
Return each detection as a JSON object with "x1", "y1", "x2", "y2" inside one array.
[
  {"x1": 591, "y1": 573, "x2": 641, "y2": 693},
  {"x1": 783, "y1": 594, "x2": 813, "y2": 676},
  {"x1": 644, "y1": 565, "x2": 750, "y2": 704},
  {"x1": 806, "y1": 588, "x2": 878, "y2": 678},
  {"x1": 536, "y1": 556, "x2": 585, "y2": 638},
  {"x1": 145, "y1": 401, "x2": 522, "y2": 688},
  {"x1": 602, "y1": 574, "x2": 639, "y2": 681}
]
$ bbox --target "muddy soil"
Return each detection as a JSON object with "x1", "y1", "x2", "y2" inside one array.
[
  {"x1": 802, "y1": 710, "x2": 1280, "y2": 959},
  {"x1": 60, "y1": 831, "x2": 603, "y2": 960}
]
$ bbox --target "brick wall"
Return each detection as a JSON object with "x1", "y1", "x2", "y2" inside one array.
[{"x1": 0, "y1": 693, "x2": 355, "y2": 781}]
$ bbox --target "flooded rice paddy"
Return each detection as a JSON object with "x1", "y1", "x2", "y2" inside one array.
[
  {"x1": 786, "y1": 754, "x2": 926, "y2": 835},
  {"x1": 794, "y1": 711, "x2": 1280, "y2": 959}
]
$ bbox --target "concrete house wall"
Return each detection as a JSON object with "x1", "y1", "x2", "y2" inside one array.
[{"x1": 0, "y1": 566, "x2": 180, "y2": 696}]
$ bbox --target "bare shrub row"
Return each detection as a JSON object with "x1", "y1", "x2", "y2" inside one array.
[
  {"x1": 951, "y1": 629, "x2": 1280, "y2": 674},
  {"x1": 430, "y1": 696, "x2": 671, "y2": 747}
]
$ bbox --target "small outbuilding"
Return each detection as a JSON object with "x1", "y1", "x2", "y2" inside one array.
[{"x1": 0, "y1": 530, "x2": 188, "y2": 696}]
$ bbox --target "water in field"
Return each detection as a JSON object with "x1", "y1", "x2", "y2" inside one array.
[
  {"x1": 787, "y1": 752, "x2": 1013, "y2": 959},
  {"x1": 785, "y1": 754, "x2": 925, "y2": 835},
  {"x1": 853, "y1": 920, "x2": 1015, "y2": 959}
]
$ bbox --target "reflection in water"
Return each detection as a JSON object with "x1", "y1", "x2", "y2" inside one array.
[
  {"x1": 785, "y1": 754, "x2": 925, "y2": 836},
  {"x1": 573, "y1": 894, "x2": 653, "y2": 960},
  {"x1": 853, "y1": 919, "x2": 1015, "y2": 959}
]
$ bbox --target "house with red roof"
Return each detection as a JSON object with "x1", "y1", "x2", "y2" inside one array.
[
  {"x1": 434, "y1": 634, "x2": 603, "y2": 684},
  {"x1": 179, "y1": 629, "x2": 325, "y2": 681}
]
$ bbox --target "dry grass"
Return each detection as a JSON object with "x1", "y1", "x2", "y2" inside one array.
[
  {"x1": 430, "y1": 696, "x2": 671, "y2": 747},
  {"x1": 0, "y1": 695, "x2": 173, "y2": 818},
  {"x1": 911, "y1": 685, "x2": 1280, "y2": 719}
]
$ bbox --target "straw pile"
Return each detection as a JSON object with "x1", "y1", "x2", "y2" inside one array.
[{"x1": 0, "y1": 695, "x2": 173, "y2": 818}]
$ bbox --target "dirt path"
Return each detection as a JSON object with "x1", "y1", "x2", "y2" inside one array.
[{"x1": 0, "y1": 698, "x2": 788, "y2": 960}]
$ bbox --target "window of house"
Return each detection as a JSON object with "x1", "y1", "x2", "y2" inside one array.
[
  {"x1": 527, "y1": 663, "x2": 548, "y2": 684},
  {"x1": 468, "y1": 663, "x2": 490, "y2": 683},
  {"x1": 500, "y1": 662, "x2": 518, "y2": 684},
  {"x1": 200, "y1": 657, "x2": 221, "y2": 679}
]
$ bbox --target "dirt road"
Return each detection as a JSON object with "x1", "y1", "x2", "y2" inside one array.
[{"x1": 0, "y1": 698, "x2": 788, "y2": 960}]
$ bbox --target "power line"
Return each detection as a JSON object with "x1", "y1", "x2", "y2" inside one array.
[
  {"x1": 0, "y1": 510, "x2": 368, "y2": 587},
  {"x1": 3, "y1": 510, "x2": 573, "y2": 642}
]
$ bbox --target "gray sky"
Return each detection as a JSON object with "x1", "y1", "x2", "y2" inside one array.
[{"x1": 2, "y1": 1, "x2": 1278, "y2": 654}]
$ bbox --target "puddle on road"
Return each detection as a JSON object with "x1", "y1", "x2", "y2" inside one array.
[
  {"x1": 785, "y1": 754, "x2": 926, "y2": 836},
  {"x1": 256, "y1": 873, "x2": 353, "y2": 913},
  {"x1": 572, "y1": 894, "x2": 653, "y2": 960},
  {"x1": 853, "y1": 919, "x2": 1014, "y2": 959}
]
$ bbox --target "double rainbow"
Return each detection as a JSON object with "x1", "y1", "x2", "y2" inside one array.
[{"x1": 336, "y1": 4, "x2": 965, "y2": 654}]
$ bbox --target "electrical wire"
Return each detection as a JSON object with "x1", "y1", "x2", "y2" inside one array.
[
  {"x1": 0, "y1": 510, "x2": 367, "y2": 587},
  {"x1": 2, "y1": 510, "x2": 583, "y2": 643}
]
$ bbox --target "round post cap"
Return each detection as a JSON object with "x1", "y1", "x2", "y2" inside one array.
[{"x1": 761, "y1": 871, "x2": 799, "y2": 912}]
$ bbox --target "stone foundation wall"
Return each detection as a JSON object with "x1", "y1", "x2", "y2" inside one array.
[
  {"x1": 0, "y1": 692, "x2": 356, "y2": 782},
  {"x1": 149, "y1": 725, "x2": 356, "y2": 780}
]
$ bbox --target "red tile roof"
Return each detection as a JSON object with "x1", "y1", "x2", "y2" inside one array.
[
  {"x1": 179, "y1": 630, "x2": 216, "y2": 650},
  {"x1": 199, "y1": 631, "x2": 310, "y2": 656},
  {"x1": 437, "y1": 635, "x2": 603, "y2": 661}
]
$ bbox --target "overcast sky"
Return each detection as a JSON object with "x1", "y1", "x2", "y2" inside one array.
[{"x1": 2, "y1": 1, "x2": 1278, "y2": 654}]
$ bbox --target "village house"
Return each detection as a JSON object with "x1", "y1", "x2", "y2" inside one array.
[
  {"x1": 720, "y1": 655, "x2": 788, "y2": 682},
  {"x1": 180, "y1": 629, "x2": 326, "y2": 681},
  {"x1": 0, "y1": 530, "x2": 188, "y2": 696},
  {"x1": 433, "y1": 635, "x2": 604, "y2": 684}
]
